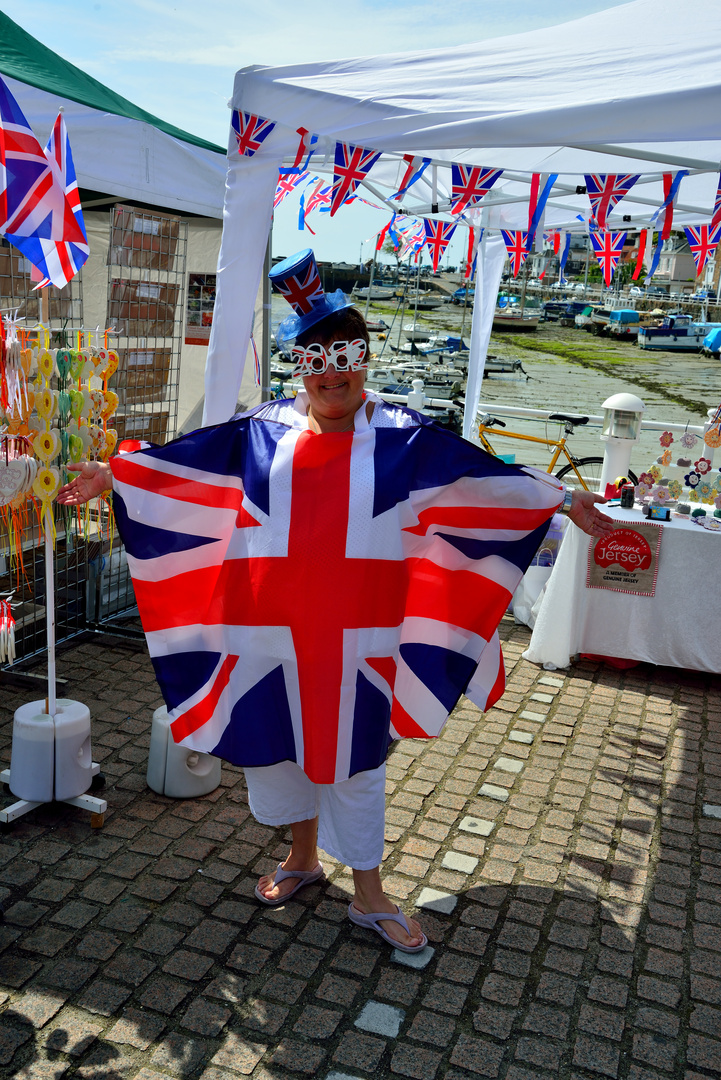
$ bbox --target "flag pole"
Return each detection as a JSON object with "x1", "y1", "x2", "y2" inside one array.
[{"x1": 44, "y1": 507, "x2": 56, "y2": 717}]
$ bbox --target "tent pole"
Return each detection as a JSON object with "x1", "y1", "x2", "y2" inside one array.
[{"x1": 262, "y1": 234, "x2": 271, "y2": 403}]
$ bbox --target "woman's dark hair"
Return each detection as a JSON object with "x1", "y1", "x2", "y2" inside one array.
[{"x1": 295, "y1": 306, "x2": 370, "y2": 351}]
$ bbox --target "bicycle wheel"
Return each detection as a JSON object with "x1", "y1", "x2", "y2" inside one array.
[{"x1": 555, "y1": 457, "x2": 638, "y2": 491}]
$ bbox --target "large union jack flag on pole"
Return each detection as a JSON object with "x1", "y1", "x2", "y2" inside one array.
[
  {"x1": 683, "y1": 224, "x2": 721, "y2": 277},
  {"x1": 590, "y1": 230, "x2": 627, "y2": 287},
  {"x1": 423, "y1": 219, "x2": 457, "y2": 271},
  {"x1": 110, "y1": 408, "x2": 562, "y2": 783},
  {"x1": 231, "y1": 111, "x2": 276, "y2": 157},
  {"x1": 330, "y1": 142, "x2": 381, "y2": 216},
  {"x1": 584, "y1": 174, "x2": 640, "y2": 229},
  {"x1": 501, "y1": 230, "x2": 531, "y2": 278},
  {"x1": 450, "y1": 164, "x2": 503, "y2": 215},
  {"x1": 0, "y1": 78, "x2": 86, "y2": 286}
]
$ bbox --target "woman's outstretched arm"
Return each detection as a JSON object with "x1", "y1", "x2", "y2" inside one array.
[{"x1": 56, "y1": 461, "x2": 113, "y2": 506}]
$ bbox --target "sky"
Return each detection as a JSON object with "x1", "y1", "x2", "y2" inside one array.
[{"x1": 4, "y1": 0, "x2": 631, "y2": 264}]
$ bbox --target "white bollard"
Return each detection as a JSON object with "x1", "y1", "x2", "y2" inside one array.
[
  {"x1": 407, "y1": 379, "x2": 425, "y2": 411},
  {"x1": 598, "y1": 392, "x2": 646, "y2": 495},
  {"x1": 147, "y1": 705, "x2": 221, "y2": 798}
]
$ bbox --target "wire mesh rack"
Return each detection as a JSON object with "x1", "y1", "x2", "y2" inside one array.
[{"x1": 96, "y1": 205, "x2": 187, "y2": 627}]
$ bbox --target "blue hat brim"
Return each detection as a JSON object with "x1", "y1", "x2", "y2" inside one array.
[{"x1": 275, "y1": 289, "x2": 355, "y2": 353}]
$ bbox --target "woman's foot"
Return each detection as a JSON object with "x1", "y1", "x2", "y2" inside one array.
[
  {"x1": 351, "y1": 875, "x2": 425, "y2": 949},
  {"x1": 256, "y1": 858, "x2": 323, "y2": 903}
]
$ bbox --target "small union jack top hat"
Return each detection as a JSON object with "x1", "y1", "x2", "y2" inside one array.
[{"x1": 269, "y1": 248, "x2": 354, "y2": 353}]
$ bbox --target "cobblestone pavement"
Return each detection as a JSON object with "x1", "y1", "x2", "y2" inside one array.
[{"x1": 0, "y1": 620, "x2": 719, "y2": 1080}]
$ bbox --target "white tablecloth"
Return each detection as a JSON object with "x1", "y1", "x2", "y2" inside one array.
[{"x1": 524, "y1": 507, "x2": 721, "y2": 672}]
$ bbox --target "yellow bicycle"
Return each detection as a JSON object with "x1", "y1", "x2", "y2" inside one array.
[{"x1": 476, "y1": 412, "x2": 638, "y2": 491}]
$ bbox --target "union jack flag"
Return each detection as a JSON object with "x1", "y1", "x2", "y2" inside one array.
[
  {"x1": 501, "y1": 230, "x2": 530, "y2": 277},
  {"x1": 231, "y1": 111, "x2": 275, "y2": 157},
  {"x1": 0, "y1": 78, "x2": 85, "y2": 285},
  {"x1": 450, "y1": 164, "x2": 503, "y2": 215},
  {"x1": 683, "y1": 224, "x2": 721, "y2": 277},
  {"x1": 395, "y1": 216, "x2": 426, "y2": 262},
  {"x1": 110, "y1": 406, "x2": 562, "y2": 783},
  {"x1": 584, "y1": 174, "x2": 640, "y2": 229},
  {"x1": 274, "y1": 170, "x2": 308, "y2": 209},
  {"x1": 590, "y1": 230, "x2": 627, "y2": 287},
  {"x1": 330, "y1": 142, "x2": 381, "y2": 216},
  {"x1": 423, "y1": 218, "x2": 456, "y2": 271},
  {"x1": 32, "y1": 111, "x2": 89, "y2": 289}
]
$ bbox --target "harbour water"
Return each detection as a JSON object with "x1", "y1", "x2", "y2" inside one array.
[{"x1": 272, "y1": 292, "x2": 720, "y2": 478}]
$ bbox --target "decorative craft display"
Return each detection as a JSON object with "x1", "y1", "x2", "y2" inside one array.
[{"x1": 0, "y1": 313, "x2": 119, "y2": 563}]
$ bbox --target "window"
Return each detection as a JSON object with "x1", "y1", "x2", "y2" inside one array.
[{"x1": 185, "y1": 272, "x2": 216, "y2": 344}]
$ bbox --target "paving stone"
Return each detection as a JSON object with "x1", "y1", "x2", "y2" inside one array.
[
  {"x1": 5, "y1": 990, "x2": 67, "y2": 1029},
  {"x1": 495, "y1": 756, "x2": 524, "y2": 774},
  {"x1": 509, "y1": 731, "x2": 534, "y2": 744},
  {"x1": 415, "y1": 888, "x2": 457, "y2": 914},
  {"x1": 450, "y1": 1033, "x2": 505, "y2": 1076},
  {"x1": 106, "y1": 1008, "x2": 166, "y2": 1049},
  {"x1": 393, "y1": 945, "x2": 435, "y2": 969},
  {"x1": 573, "y1": 1033, "x2": 621, "y2": 1078},
  {"x1": 478, "y1": 784, "x2": 509, "y2": 802},
  {"x1": 391, "y1": 1042, "x2": 444, "y2": 1078},
  {"x1": 442, "y1": 851, "x2": 478, "y2": 873},
  {"x1": 294, "y1": 1004, "x2": 342, "y2": 1039},
  {"x1": 333, "y1": 1031, "x2": 386, "y2": 1071},
  {"x1": 355, "y1": 1000, "x2": 405, "y2": 1036}
]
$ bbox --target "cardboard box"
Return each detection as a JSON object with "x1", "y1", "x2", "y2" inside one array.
[
  {"x1": 114, "y1": 348, "x2": 172, "y2": 406},
  {"x1": 114, "y1": 409, "x2": 171, "y2": 446},
  {"x1": 109, "y1": 279, "x2": 180, "y2": 338},
  {"x1": 109, "y1": 206, "x2": 180, "y2": 271}
]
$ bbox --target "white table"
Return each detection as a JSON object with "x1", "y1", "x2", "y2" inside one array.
[{"x1": 525, "y1": 506, "x2": 721, "y2": 672}]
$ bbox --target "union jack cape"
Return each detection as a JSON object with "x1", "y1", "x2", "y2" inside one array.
[{"x1": 110, "y1": 399, "x2": 563, "y2": 784}]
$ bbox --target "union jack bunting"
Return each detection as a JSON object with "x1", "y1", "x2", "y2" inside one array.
[
  {"x1": 301, "y1": 179, "x2": 334, "y2": 229},
  {"x1": 331, "y1": 142, "x2": 381, "y2": 216},
  {"x1": 395, "y1": 216, "x2": 426, "y2": 262},
  {"x1": 712, "y1": 171, "x2": 721, "y2": 229},
  {"x1": 584, "y1": 174, "x2": 640, "y2": 229},
  {"x1": 683, "y1": 224, "x2": 721, "y2": 277},
  {"x1": 501, "y1": 230, "x2": 531, "y2": 278},
  {"x1": 654, "y1": 171, "x2": 688, "y2": 241},
  {"x1": 423, "y1": 219, "x2": 457, "y2": 271},
  {"x1": 32, "y1": 111, "x2": 89, "y2": 289},
  {"x1": 450, "y1": 164, "x2": 503, "y2": 215},
  {"x1": 392, "y1": 155, "x2": 431, "y2": 200},
  {"x1": 279, "y1": 127, "x2": 318, "y2": 175},
  {"x1": 274, "y1": 170, "x2": 308, "y2": 209},
  {"x1": 110, "y1": 405, "x2": 562, "y2": 783},
  {"x1": 0, "y1": 78, "x2": 85, "y2": 285},
  {"x1": 590, "y1": 230, "x2": 627, "y2": 287},
  {"x1": 231, "y1": 111, "x2": 275, "y2": 157}
]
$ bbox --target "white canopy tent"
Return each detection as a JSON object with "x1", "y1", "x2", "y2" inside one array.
[{"x1": 205, "y1": 0, "x2": 721, "y2": 425}]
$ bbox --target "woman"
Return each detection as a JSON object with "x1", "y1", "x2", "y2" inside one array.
[{"x1": 58, "y1": 250, "x2": 611, "y2": 953}]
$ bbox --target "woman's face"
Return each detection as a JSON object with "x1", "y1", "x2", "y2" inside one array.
[{"x1": 301, "y1": 334, "x2": 367, "y2": 421}]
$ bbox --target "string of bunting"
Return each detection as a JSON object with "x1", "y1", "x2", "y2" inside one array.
[{"x1": 233, "y1": 109, "x2": 721, "y2": 284}]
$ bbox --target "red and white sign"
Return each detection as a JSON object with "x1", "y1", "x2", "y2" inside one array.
[{"x1": 587, "y1": 521, "x2": 663, "y2": 596}]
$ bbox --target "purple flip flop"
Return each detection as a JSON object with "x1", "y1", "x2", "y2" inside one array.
[
  {"x1": 254, "y1": 862, "x2": 324, "y2": 906},
  {"x1": 348, "y1": 902, "x2": 428, "y2": 953}
]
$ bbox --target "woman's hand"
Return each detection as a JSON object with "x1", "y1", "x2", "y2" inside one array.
[
  {"x1": 567, "y1": 490, "x2": 615, "y2": 537},
  {"x1": 56, "y1": 461, "x2": 113, "y2": 506}
]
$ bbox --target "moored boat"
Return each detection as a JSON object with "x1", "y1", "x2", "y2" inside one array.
[{"x1": 638, "y1": 313, "x2": 721, "y2": 351}]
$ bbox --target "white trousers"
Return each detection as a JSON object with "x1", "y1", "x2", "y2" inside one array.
[{"x1": 244, "y1": 760, "x2": 386, "y2": 871}]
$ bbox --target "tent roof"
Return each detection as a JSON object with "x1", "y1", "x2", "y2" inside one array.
[
  {"x1": 237, "y1": 0, "x2": 721, "y2": 166},
  {"x1": 0, "y1": 12, "x2": 226, "y2": 218}
]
